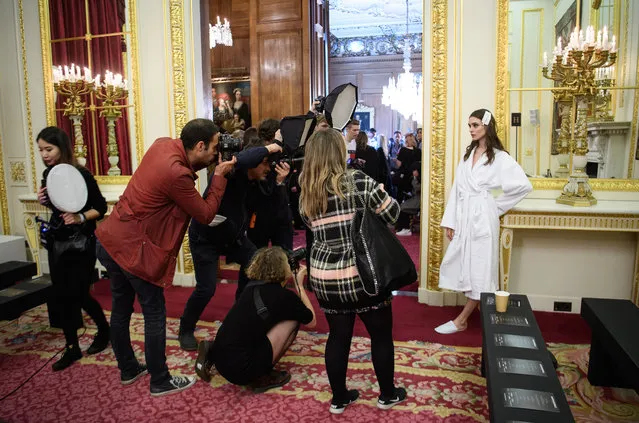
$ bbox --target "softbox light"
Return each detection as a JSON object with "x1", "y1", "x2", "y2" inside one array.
[
  {"x1": 280, "y1": 111, "x2": 317, "y2": 154},
  {"x1": 324, "y1": 83, "x2": 358, "y2": 131}
]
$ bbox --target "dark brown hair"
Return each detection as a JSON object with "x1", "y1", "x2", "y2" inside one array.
[
  {"x1": 463, "y1": 109, "x2": 507, "y2": 165},
  {"x1": 346, "y1": 119, "x2": 360, "y2": 128},
  {"x1": 355, "y1": 130, "x2": 369, "y2": 150}
]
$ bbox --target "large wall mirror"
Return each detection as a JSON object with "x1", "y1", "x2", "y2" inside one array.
[
  {"x1": 39, "y1": 0, "x2": 142, "y2": 182},
  {"x1": 500, "y1": 0, "x2": 639, "y2": 190}
]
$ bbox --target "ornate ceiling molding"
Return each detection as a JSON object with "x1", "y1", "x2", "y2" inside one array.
[{"x1": 329, "y1": 33, "x2": 422, "y2": 58}]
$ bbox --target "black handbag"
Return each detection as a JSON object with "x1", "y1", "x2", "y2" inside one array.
[
  {"x1": 349, "y1": 176, "x2": 417, "y2": 296},
  {"x1": 52, "y1": 229, "x2": 92, "y2": 263}
]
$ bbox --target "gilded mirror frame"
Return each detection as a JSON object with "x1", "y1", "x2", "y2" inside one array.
[
  {"x1": 496, "y1": 0, "x2": 639, "y2": 191},
  {"x1": 37, "y1": 0, "x2": 143, "y2": 184}
]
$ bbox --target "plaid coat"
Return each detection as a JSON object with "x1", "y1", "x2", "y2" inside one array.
[{"x1": 303, "y1": 170, "x2": 400, "y2": 314}]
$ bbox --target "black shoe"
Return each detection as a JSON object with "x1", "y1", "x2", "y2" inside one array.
[
  {"x1": 249, "y1": 370, "x2": 291, "y2": 393},
  {"x1": 329, "y1": 389, "x2": 359, "y2": 415},
  {"x1": 195, "y1": 341, "x2": 214, "y2": 382},
  {"x1": 377, "y1": 387, "x2": 407, "y2": 410},
  {"x1": 121, "y1": 364, "x2": 148, "y2": 385},
  {"x1": 150, "y1": 375, "x2": 196, "y2": 397},
  {"x1": 178, "y1": 319, "x2": 198, "y2": 351},
  {"x1": 87, "y1": 328, "x2": 110, "y2": 355},
  {"x1": 52, "y1": 345, "x2": 82, "y2": 372}
]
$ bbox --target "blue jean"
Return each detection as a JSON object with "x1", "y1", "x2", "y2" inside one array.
[
  {"x1": 180, "y1": 227, "x2": 256, "y2": 333},
  {"x1": 96, "y1": 241, "x2": 170, "y2": 387}
]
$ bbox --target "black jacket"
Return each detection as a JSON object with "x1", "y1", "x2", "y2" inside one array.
[{"x1": 191, "y1": 147, "x2": 270, "y2": 245}]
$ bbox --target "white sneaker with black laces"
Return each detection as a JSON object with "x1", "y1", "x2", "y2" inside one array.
[
  {"x1": 377, "y1": 387, "x2": 407, "y2": 410},
  {"x1": 150, "y1": 375, "x2": 196, "y2": 397}
]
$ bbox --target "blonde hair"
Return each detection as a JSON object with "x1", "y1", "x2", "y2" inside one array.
[
  {"x1": 245, "y1": 247, "x2": 290, "y2": 284},
  {"x1": 299, "y1": 129, "x2": 348, "y2": 219}
]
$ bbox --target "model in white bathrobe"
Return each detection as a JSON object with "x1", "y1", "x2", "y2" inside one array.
[{"x1": 438, "y1": 148, "x2": 532, "y2": 300}]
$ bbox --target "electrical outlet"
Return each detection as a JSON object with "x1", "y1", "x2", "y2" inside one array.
[{"x1": 553, "y1": 301, "x2": 572, "y2": 312}]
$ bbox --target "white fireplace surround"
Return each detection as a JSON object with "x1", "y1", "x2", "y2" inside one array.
[{"x1": 586, "y1": 121, "x2": 631, "y2": 179}]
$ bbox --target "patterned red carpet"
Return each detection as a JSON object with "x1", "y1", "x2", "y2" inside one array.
[{"x1": 1, "y1": 307, "x2": 638, "y2": 422}]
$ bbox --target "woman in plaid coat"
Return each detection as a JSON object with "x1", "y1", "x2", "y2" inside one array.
[{"x1": 299, "y1": 129, "x2": 407, "y2": 414}]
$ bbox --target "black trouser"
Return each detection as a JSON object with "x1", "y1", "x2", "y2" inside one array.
[
  {"x1": 180, "y1": 228, "x2": 257, "y2": 333},
  {"x1": 324, "y1": 306, "x2": 395, "y2": 401},
  {"x1": 48, "y1": 239, "x2": 108, "y2": 348},
  {"x1": 96, "y1": 241, "x2": 170, "y2": 387},
  {"x1": 395, "y1": 211, "x2": 411, "y2": 231},
  {"x1": 247, "y1": 215, "x2": 293, "y2": 251}
]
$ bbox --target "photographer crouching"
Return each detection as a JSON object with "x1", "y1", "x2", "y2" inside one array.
[
  {"x1": 178, "y1": 133, "x2": 289, "y2": 351},
  {"x1": 194, "y1": 246, "x2": 316, "y2": 392}
]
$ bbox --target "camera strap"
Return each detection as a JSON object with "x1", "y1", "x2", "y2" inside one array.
[{"x1": 245, "y1": 281, "x2": 270, "y2": 321}]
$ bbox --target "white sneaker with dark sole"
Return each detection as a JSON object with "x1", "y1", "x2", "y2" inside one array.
[
  {"x1": 377, "y1": 387, "x2": 407, "y2": 410},
  {"x1": 150, "y1": 375, "x2": 196, "y2": 397}
]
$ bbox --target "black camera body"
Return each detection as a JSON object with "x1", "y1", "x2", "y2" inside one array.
[
  {"x1": 313, "y1": 96, "x2": 326, "y2": 113},
  {"x1": 286, "y1": 247, "x2": 306, "y2": 272},
  {"x1": 219, "y1": 133, "x2": 242, "y2": 162}
]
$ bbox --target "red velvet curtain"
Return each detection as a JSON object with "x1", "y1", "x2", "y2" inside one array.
[{"x1": 49, "y1": 0, "x2": 132, "y2": 175}]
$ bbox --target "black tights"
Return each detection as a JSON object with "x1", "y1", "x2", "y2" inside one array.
[{"x1": 324, "y1": 306, "x2": 394, "y2": 400}]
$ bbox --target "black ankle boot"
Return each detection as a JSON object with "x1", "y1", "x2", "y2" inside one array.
[
  {"x1": 178, "y1": 318, "x2": 197, "y2": 351},
  {"x1": 52, "y1": 345, "x2": 82, "y2": 371},
  {"x1": 87, "y1": 327, "x2": 111, "y2": 355}
]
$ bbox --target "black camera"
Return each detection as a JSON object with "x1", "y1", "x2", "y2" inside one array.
[
  {"x1": 313, "y1": 96, "x2": 326, "y2": 113},
  {"x1": 347, "y1": 157, "x2": 366, "y2": 171},
  {"x1": 286, "y1": 247, "x2": 306, "y2": 272},
  {"x1": 219, "y1": 133, "x2": 242, "y2": 162}
]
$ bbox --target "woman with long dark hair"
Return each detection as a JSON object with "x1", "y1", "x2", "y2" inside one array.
[
  {"x1": 37, "y1": 126, "x2": 110, "y2": 370},
  {"x1": 299, "y1": 129, "x2": 407, "y2": 415},
  {"x1": 435, "y1": 109, "x2": 532, "y2": 334}
]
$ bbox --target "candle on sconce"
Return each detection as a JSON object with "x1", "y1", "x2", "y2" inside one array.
[
  {"x1": 543, "y1": 52, "x2": 548, "y2": 67},
  {"x1": 610, "y1": 35, "x2": 616, "y2": 53},
  {"x1": 602, "y1": 26, "x2": 609, "y2": 50},
  {"x1": 94, "y1": 74, "x2": 101, "y2": 90}
]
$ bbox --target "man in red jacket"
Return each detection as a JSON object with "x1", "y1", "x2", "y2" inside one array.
[{"x1": 96, "y1": 118, "x2": 235, "y2": 397}]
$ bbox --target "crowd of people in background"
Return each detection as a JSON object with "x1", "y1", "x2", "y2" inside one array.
[{"x1": 33, "y1": 100, "x2": 531, "y2": 416}]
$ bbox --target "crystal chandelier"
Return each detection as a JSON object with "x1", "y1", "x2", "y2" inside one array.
[
  {"x1": 382, "y1": 0, "x2": 423, "y2": 124},
  {"x1": 210, "y1": 16, "x2": 233, "y2": 49}
]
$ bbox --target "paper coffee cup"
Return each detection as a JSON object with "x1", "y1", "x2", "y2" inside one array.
[{"x1": 495, "y1": 291, "x2": 510, "y2": 313}]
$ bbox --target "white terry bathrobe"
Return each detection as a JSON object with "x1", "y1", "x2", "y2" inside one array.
[{"x1": 439, "y1": 148, "x2": 532, "y2": 300}]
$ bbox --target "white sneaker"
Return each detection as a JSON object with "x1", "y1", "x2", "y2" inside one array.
[{"x1": 396, "y1": 229, "x2": 412, "y2": 236}]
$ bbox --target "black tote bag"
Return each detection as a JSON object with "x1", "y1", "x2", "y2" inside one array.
[{"x1": 349, "y1": 176, "x2": 417, "y2": 296}]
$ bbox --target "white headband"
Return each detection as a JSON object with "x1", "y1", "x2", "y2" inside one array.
[{"x1": 482, "y1": 111, "x2": 492, "y2": 126}]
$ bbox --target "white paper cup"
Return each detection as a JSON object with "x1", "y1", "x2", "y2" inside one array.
[{"x1": 495, "y1": 291, "x2": 510, "y2": 313}]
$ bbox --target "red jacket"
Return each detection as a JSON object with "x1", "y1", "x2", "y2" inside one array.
[{"x1": 96, "y1": 138, "x2": 226, "y2": 287}]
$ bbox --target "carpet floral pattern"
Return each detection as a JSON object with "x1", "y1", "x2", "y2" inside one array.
[{"x1": 0, "y1": 306, "x2": 637, "y2": 422}]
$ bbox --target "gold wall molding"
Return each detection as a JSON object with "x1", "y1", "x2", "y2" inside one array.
[
  {"x1": 10, "y1": 161, "x2": 27, "y2": 183},
  {"x1": 503, "y1": 211, "x2": 639, "y2": 231},
  {"x1": 495, "y1": 0, "x2": 508, "y2": 142},
  {"x1": 18, "y1": 0, "x2": 36, "y2": 192},
  {"x1": 168, "y1": 0, "x2": 193, "y2": 274},
  {"x1": 426, "y1": 0, "x2": 447, "y2": 291},
  {"x1": 169, "y1": 0, "x2": 188, "y2": 135},
  {"x1": 531, "y1": 177, "x2": 639, "y2": 191},
  {"x1": 627, "y1": 42, "x2": 639, "y2": 178},
  {"x1": 38, "y1": 0, "x2": 143, "y2": 185},
  {"x1": 0, "y1": 132, "x2": 10, "y2": 234}
]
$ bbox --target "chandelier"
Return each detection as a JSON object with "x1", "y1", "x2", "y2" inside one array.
[
  {"x1": 382, "y1": 0, "x2": 423, "y2": 124},
  {"x1": 210, "y1": 16, "x2": 233, "y2": 49}
]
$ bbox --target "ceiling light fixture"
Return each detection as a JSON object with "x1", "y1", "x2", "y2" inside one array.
[
  {"x1": 210, "y1": 16, "x2": 233, "y2": 49},
  {"x1": 381, "y1": 0, "x2": 422, "y2": 124}
]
